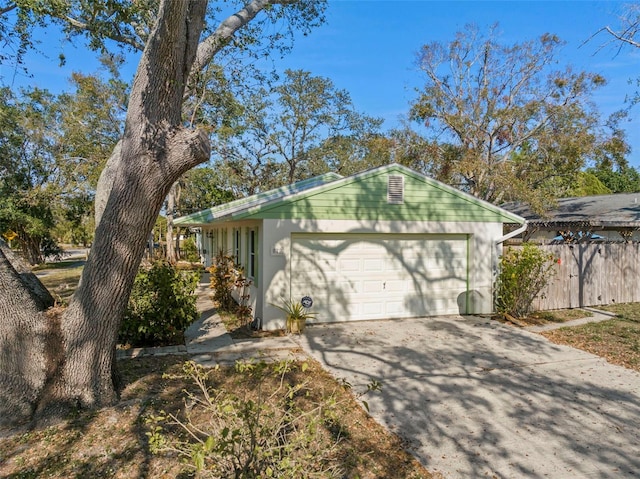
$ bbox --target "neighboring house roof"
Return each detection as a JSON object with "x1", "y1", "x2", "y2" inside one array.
[
  {"x1": 176, "y1": 164, "x2": 525, "y2": 226},
  {"x1": 502, "y1": 193, "x2": 640, "y2": 230}
]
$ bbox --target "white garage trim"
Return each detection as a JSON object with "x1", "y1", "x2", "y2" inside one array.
[{"x1": 290, "y1": 233, "x2": 470, "y2": 322}]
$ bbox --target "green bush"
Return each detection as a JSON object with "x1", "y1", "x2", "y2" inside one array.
[
  {"x1": 119, "y1": 261, "x2": 200, "y2": 347},
  {"x1": 495, "y1": 243, "x2": 557, "y2": 318},
  {"x1": 181, "y1": 237, "x2": 200, "y2": 262}
]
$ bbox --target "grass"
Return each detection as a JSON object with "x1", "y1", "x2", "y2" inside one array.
[
  {"x1": 0, "y1": 356, "x2": 434, "y2": 479},
  {"x1": 496, "y1": 308, "x2": 592, "y2": 327},
  {"x1": 35, "y1": 263, "x2": 84, "y2": 304},
  {"x1": 541, "y1": 303, "x2": 640, "y2": 373}
]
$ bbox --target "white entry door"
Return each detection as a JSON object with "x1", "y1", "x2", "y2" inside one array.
[{"x1": 290, "y1": 233, "x2": 469, "y2": 322}]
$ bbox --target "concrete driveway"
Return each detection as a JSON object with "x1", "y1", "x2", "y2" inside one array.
[{"x1": 293, "y1": 315, "x2": 640, "y2": 478}]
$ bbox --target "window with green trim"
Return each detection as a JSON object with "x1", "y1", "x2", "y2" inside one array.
[
  {"x1": 248, "y1": 228, "x2": 258, "y2": 281},
  {"x1": 233, "y1": 228, "x2": 241, "y2": 266}
]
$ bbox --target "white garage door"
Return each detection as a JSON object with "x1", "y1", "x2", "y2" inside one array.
[{"x1": 290, "y1": 233, "x2": 469, "y2": 322}]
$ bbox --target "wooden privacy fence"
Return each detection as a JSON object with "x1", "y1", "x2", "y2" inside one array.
[{"x1": 509, "y1": 243, "x2": 640, "y2": 311}]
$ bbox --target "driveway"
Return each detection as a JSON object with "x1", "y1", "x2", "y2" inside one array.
[{"x1": 293, "y1": 315, "x2": 640, "y2": 478}]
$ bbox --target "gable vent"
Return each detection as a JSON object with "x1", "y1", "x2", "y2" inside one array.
[{"x1": 387, "y1": 175, "x2": 404, "y2": 204}]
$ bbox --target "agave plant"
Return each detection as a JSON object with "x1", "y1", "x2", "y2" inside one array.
[{"x1": 272, "y1": 298, "x2": 317, "y2": 333}]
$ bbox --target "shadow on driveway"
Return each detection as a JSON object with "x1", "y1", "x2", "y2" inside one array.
[{"x1": 294, "y1": 316, "x2": 640, "y2": 478}]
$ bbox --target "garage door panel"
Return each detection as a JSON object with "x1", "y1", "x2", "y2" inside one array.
[{"x1": 291, "y1": 234, "x2": 468, "y2": 321}]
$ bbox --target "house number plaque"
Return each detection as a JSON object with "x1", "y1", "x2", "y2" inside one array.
[{"x1": 301, "y1": 296, "x2": 313, "y2": 308}]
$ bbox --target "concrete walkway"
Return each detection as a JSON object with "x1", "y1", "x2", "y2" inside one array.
[
  {"x1": 185, "y1": 275, "x2": 304, "y2": 365},
  {"x1": 525, "y1": 307, "x2": 619, "y2": 333},
  {"x1": 117, "y1": 274, "x2": 303, "y2": 364}
]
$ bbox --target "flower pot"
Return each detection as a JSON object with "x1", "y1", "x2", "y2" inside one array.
[{"x1": 287, "y1": 317, "x2": 306, "y2": 334}]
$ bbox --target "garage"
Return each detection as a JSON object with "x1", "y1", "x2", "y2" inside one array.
[
  {"x1": 291, "y1": 233, "x2": 469, "y2": 321},
  {"x1": 176, "y1": 164, "x2": 525, "y2": 329}
]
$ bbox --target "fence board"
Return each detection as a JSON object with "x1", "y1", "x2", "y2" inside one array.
[{"x1": 513, "y1": 243, "x2": 640, "y2": 311}]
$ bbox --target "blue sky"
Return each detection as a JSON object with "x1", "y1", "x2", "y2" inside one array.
[{"x1": 4, "y1": 1, "x2": 640, "y2": 165}]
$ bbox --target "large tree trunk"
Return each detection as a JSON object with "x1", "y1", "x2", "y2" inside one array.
[
  {"x1": 0, "y1": 1, "x2": 210, "y2": 424},
  {"x1": 0, "y1": 0, "x2": 296, "y2": 428},
  {"x1": 0, "y1": 240, "x2": 55, "y2": 426}
]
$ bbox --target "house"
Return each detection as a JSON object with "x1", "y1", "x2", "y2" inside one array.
[
  {"x1": 502, "y1": 193, "x2": 640, "y2": 243},
  {"x1": 175, "y1": 164, "x2": 525, "y2": 330}
]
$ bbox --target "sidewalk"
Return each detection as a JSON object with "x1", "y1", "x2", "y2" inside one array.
[
  {"x1": 524, "y1": 306, "x2": 618, "y2": 332},
  {"x1": 117, "y1": 273, "x2": 304, "y2": 365}
]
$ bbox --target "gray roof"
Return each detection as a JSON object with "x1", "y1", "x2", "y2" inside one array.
[
  {"x1": 175, "y1": 172, "x2": 342, "y2": 225},
  {"x1": 502, "y1": 193, "x2": 640, "y2": 229}
]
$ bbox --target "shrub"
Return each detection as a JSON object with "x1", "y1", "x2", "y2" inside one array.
[
  {"x1": 209, "y1": 250, "x2": 252, "y2": 325},
  {"x1": 119, "y1": 261, "x2": 200, "y2": 347},
  {"x1": 181, "y1": 237, "x2": 200, "y2": 262},
  {"x1": 146, "y1": 360, "x2": 381, "y2": 478},
  {"x1": 495, "y1": 243, "x2": 557, "y2": 318}
]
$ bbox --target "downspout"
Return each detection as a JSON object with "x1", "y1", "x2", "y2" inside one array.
[
  {"x1": 495, "y1": 221, "x2": 528, "y2": 246},
  {"x1": 492, "y1": 221, "x2": 528, "y2": 312}
]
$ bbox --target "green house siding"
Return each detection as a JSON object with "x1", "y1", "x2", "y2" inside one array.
[{"x1": 239, "y1": 168, "x2": 521, "y2": 224}]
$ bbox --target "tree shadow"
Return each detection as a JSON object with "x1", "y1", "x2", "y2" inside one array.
[
  {"x1": 297, "y1": 316, "x2": 640, "y2": 478},
  {"x1": 0, "y1": 355, "x2": 190, "y2": 479}
]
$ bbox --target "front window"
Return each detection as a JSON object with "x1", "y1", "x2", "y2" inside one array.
[
  {"x1": 248, "y1": 229, "x2": 257, "y2": 279},
  {"x1": 234, "y1": 229, "x2": 241, "y2": 265}
]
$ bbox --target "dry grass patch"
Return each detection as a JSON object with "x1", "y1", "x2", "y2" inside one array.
[
  {"x1": 0, "y1": 356, "x2": 433, "y2": 479},
  {"x1": 542, "y1": 303, "x2": 640, "y2": 372},
  {"x1": 34, "y1": 262, "x2": 84, "y2": 304}
]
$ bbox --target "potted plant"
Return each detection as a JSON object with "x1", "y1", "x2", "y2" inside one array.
[{"x1": 272, "y1": 298, "x2": 316, "y2": 334}]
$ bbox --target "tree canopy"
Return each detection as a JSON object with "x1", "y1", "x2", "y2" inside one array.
[
  {"x1": 215, "y1": 68, "x2": 382, "y2": 195},
  {"x1": 410, "y1": 24, "x2": 624, "y2": 209}
]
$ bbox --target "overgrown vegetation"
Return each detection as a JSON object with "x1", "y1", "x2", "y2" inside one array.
[
  {"x1": 542, "y1": 303, "x2": 640, "y2": 372},
  {"x1": 119, "y1": 261, "x2": 200, "y2": 347},
  {"x1": 181, "y1": 237, "x2": 200, "y2": 262},
  {"x1": 495, "y1": 243, "x2": 557, "y2": 318},
  {"x1": 0, "y1": 356, "x2": 433, "y2": 479},
  {"x1": 209, "y1": 249, "x2": 253, "y2": 328},
  {"x1": 148, "y1": 360, "x2": 381, "y2": 478}
]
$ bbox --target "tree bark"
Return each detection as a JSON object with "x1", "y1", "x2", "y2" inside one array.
[
  {"x1": 0, "y1": 239, "x2": 55, "y2": 426},
  {"x1": 0, "y1": 0, "x2": 311, "y2": 427},
  {"x1": 34, "y1": 0, "x2": 210, "y2": 418},
  {"x1": 165, "y1": 182, "x2": 181, "y2": 264}
]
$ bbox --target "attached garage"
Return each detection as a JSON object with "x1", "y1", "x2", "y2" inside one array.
[
  {"x1": 291, "y1": 233, "x2": 469, "y2": 321},
  {"x1": 175, "y1": 164, "x2": 525, "y2": 330}
]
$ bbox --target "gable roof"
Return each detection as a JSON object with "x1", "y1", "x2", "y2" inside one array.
[
  {"x1": 176, "y1": 164, "x2": 525, "y2": 226},
  {"x1": 502, "y1": 193, "x2": 640, "y2": 230},
  {"x1": 174, "y1": 172, "x2": 342, "y2": 226}
]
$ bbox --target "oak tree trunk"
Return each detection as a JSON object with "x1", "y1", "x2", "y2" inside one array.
[{"x1": 0, "y1": 0, "x2": 210, "y2": 425}]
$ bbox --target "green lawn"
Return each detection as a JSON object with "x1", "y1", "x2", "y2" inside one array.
[
  {"x1": 34, "y1": 262, "x2": 84, "y2": 304},
  {"x1": 542, "y1": 303, "x2": 640, "y2": 372}
]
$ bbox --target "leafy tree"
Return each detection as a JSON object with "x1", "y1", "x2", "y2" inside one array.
[
  {"x1": 410, "y1": 24, "x2": 620, "y2": 208},
  {"x1": 216, "y1": 69, "x2": 381, "y2": 193},
  {"x1": 0, "y1": 58, "x2": 125, "y2": 261},
  {"x1": 587, "y1": 160, "x2": 640, "y2": 193},
  {"x1": 0, "y1": 0, "x2": 327, "y2": 426},
  {"x1": 179, "y1": 167, "x2": 234, "y2": 215},
  {"x1": 0, "y1": 87, "x2": 62, "y2": 264},
  {"x1": 564, "y1": 171, "x2": 611, "y2": 197}
]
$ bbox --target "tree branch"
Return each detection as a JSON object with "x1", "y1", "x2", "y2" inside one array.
[
  {"x1": 0, "y1": 2, "x2": 16, "y2": 16},
  {"x1": 64, "y1": 15, "x2": 145, "y2": 51},
  {"x1": 189, "y1": 0, "x2": 296, "y2": 79},
  {"x1": 603, "y1": 25, "x2": 640, "y2": 49}
]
